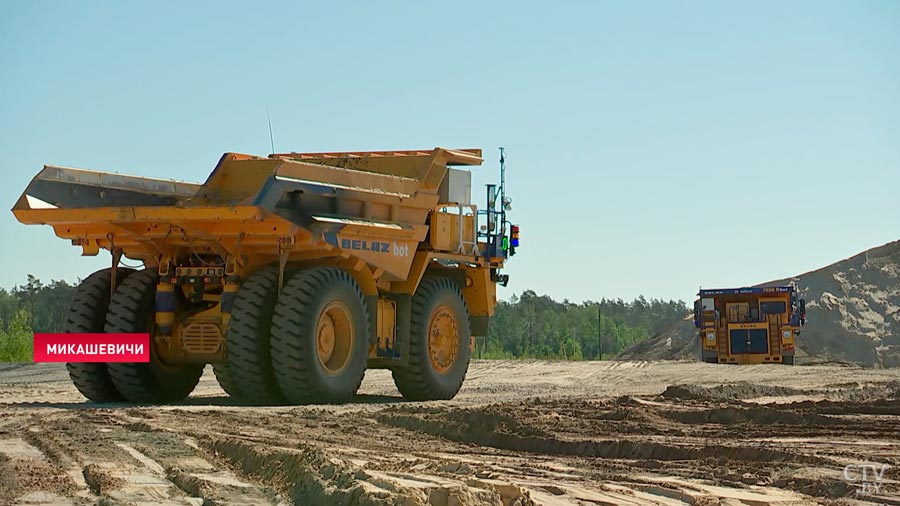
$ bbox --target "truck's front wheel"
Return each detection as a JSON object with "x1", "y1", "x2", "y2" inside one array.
[{"x1": 392, "y1": 277, "x2": 471, "y2": 401}]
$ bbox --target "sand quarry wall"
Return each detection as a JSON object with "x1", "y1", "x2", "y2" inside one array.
[{"x1": 618, "y1": 240, "x2": 900, "y2": 367}]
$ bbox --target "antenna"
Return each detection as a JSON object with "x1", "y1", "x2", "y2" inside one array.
[
  {"x1": 499, "y1": 147, "x2": 506, "y2": 235},
  {"x1": 266, "y1": 107, "x2": 276, "y2": 155}
]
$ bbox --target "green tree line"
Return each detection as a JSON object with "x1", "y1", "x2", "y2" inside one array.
[
  {"x1": 0, "y1": 275, "x2": 688, "y2": 362},
  {"x1": 0, "y1": 275, "x2": 75, "y2": 362},
  {"x1": 482, "y1": 290, "x2": 689, "y2": 360}
]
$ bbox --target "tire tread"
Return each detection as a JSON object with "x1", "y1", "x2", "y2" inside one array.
[
  {"x1": 65, "y1": 268, "x2": 134, "y2": 402},
  {"x1": 226, "y1": 266, "x2": 287, "y2": 404},
  {"x1": 270, "y1": 268, "x2": 368, "y2": 404}
]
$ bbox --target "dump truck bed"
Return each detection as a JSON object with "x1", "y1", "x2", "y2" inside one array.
[{"x1": 13, "y1": 148, "x2": 491, "y2": 282}]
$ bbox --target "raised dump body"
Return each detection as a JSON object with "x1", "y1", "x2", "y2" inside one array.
[
  {"x1": 13, "y1": 147, "x2": 517, "y2": 404},
  {"x1": 693, "y1": 286, "x2": 806, "y2": 365}
]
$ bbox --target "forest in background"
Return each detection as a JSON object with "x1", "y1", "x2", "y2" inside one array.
[
  {"x1": 482, "y1": 290, "x2": 688, "y2": 359},
  {"x1": 0, "y1": 275, "x2": 689, "y2": 362},
  {"x1": 0, "y1": 275, "x2": 74, "y2": 362}
]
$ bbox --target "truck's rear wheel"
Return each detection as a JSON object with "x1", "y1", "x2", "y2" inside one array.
[
  {"x1": 65, "y1": 267, "x2": 134, "y2": 402},
  {"x1": 783, "y1": 355, "x2": 795, "y2": 365},
  {"x1": 392, "y1": 277, "x2": 471, "y2": 401},
  {"x1": 270, "y1": 267, "x2": 369, "y2": 404},
  {"x1": 106, "y1": 269, "x2": 203, "y2": 403},
  {"x1": 226, "y1": 266, "x2": 289, "y2": 404},
  {"x1": 212, "y1": 362, "x2": 240, "y2": 398}
]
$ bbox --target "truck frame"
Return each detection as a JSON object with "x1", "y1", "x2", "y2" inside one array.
[
  {"x1": 13, "y1": 147, "x2": 516, "y2": 404},
  {"x1": 693, "y1": 286, "x2": 806, "y2": 365}
]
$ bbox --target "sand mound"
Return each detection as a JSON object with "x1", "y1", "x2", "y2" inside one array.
[
  {"x1": 618, "y1": 239, "x2": 900, "y2": 366},
  {"x1": 615, "y1": 318, "x2": 698, "y2": 361},
  {"x1": 661, "y1": 382, "x2": 807, "y2": 402},
  {"x1": 763, "y1": 239, "x2": 900, "y2": 366}
]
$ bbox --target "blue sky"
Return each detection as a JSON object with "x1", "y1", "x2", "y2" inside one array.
[{"x1": 1, "y1": 1, "x2": 898, "y2": 303}]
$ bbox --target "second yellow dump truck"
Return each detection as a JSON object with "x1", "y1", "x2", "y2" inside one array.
[
  {"x1": 13, "y1": 147, "x2": 517, "y2": 404},
  {"x1": 694, "y1": 286, "x2": 806, "y2": 365}
]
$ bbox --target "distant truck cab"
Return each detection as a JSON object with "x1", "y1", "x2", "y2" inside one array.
[{"x1": 693, "y1": 286, "x2": 806, "y2": 365}]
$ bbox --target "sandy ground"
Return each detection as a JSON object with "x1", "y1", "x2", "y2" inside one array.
[{"x1": 0, "y1": 360, "x2": 898, "y2": 505}]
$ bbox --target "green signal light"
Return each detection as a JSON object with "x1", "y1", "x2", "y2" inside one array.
[{"x1": 501, "y1": 236, "x2": 509, "y2": 251}]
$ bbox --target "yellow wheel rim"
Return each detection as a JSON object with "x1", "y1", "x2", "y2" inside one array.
[
  {"x1": 428, "y1": 305, "x2": 459, "y2": 374},
  {"x1": 316, "y1": 301, "x2": 354, "y2": 375}
]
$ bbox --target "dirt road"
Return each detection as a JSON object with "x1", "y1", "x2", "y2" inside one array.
[{"x1": 1, "y1": 360, "x2": 898, "y2": 505}]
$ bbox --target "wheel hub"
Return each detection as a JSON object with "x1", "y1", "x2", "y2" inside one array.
[
  {"x1": 428, "y1": 305, "x2": 459, "y2": 373},
  {"x1": 317, "y1": 319, "x2": 336, "y2": 363},
  {"x1": 316, "y1": 301, "x2": 354, "y2": 375}
]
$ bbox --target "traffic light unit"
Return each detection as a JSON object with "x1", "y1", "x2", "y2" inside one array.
[{"x1": 509, "y1": 225, "x2": 520, "y2": 255}]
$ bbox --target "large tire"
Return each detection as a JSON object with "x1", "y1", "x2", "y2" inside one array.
[
  {"x1": 270, "y1": 267, "x2": 369, "y2": 404},
  {"x1": 226, "y1": 266, "x2": 288, "y2": 404},
  {"x1": 392, "y1": 277, "x2": 471, "y2": 401},
  {"x1": 106, "y1": 269, "x2": 203, "y2": 403},
  {"x1": 783, "y1": 355, "x2": 795, "y2": 366},
  {"x1": 212, "y1": 362, "x2": 240, "y2": 397},
  {"x1": 65, "y1": 267, "x2": 135, "y2": 402}
]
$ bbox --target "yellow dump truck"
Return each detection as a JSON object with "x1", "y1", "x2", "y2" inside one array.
[
  {"x1": 693, "y1": 286, "x2": 806, "y2": 365},
  {"x1": 13, "y1": 147, "x2": 517, "y2": 404}
]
